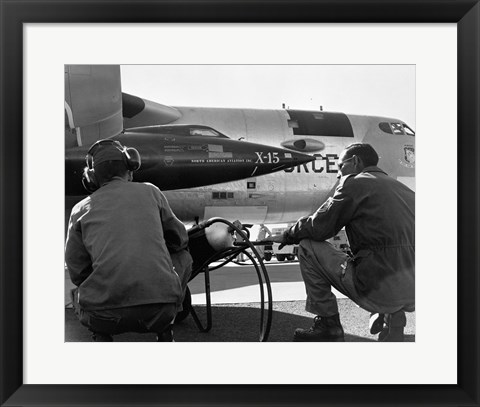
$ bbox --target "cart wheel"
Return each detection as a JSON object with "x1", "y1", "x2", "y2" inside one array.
[
  {"x1": 264, "y1": 252, "x2": 272, "y2": 261},
  {"x1": 175, "y1": 286, "x2": 192, "y2": 323},
  {"x1": 287, "y1": 254, "x2": 295, "y2": 261},
  {"x1": 276, "y1": 254, "x2": 285, "y2": 261}
]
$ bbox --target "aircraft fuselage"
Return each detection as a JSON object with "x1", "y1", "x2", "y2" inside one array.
[
  {"x1": 131, "y1": 107, "x2": 416, "y2": 224},
  {"x1": 65, "y1": 77, "x2": 415, "y2": 225}
]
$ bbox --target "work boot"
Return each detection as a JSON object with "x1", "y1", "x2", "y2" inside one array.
[
  {"x1": 369, "y1": 313, "x2": 385, "y2": 335},
  {"x1": 294, "y1": 314, "x2": 345, "y2": 342},
  {"x1": 92, "y1": 332, "x2": 113, "y2": 342},
  {"x1": 157, "y1": 324, "x2": 175, "y2": 342},
  {"x1": 378, "y1": 310, "x2": 406, "y2": 342}
]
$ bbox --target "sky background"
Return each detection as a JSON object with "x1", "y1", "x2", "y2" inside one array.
[{"x1": 121, "y1": 65, "x2": 416, "y2": 130}]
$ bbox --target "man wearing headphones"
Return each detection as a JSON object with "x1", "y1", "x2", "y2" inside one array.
[{"x1": 65, "y1": 139, "x2": 192, "y2": 341}]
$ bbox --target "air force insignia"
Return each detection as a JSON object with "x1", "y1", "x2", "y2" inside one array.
[
  {"x1": 318, "y1": 197, "x2": 334, "y2": 213},
  {"x1": 399, "y1": 145, "x2": 415, "y2": 168}
]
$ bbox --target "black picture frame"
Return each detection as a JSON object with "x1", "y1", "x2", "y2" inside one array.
[{"x1": 1, "y1": 1, "x2": 479, "y2": 406}]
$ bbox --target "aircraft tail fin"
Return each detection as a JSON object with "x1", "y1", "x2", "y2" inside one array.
[{"x1": 65, "y1": 65, "x2": 123, "y2": 148}]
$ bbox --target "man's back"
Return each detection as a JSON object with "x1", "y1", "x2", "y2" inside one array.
[
  {"x1": 343, "y1": 167, "x2": 415, "y2": 253},
  {"x1": 342, "y1": 167, "x2": 415, "y2": 306},
  {"x1": 66, "y1": 178, "x2": 185, "y2": 311}
]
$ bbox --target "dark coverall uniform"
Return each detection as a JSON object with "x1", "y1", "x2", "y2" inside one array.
[
  {"x1": 65, "y1": 177, "x2": 192, "y2": 338},
  {"x1": 284, "y1": 166, "x2": 415, "y2": 318}
]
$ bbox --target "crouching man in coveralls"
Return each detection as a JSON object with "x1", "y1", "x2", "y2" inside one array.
[
  {"x1": 270, "y1": 143, "x2": 415, "y2": 342},
  {"x1": 65, "y1": 139, "x2": 192, "y2": 341}
]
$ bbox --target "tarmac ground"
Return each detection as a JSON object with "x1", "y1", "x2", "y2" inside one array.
[{"x1": 65, "y1": 260, "x2": 415, "y2": 342}]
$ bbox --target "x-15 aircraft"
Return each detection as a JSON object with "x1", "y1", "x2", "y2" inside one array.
[{"x1": 65, "y1": 65, "x2": 415, "y2": 225}]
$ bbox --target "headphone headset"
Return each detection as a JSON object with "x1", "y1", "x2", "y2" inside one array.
[{"x1": 82, "y1": 139, "x2": 141, "y2": 193}]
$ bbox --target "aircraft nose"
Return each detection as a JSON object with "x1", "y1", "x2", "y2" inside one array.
[
  {"x1": 251, "y1": 147, "x2": 314, "y2": 170},
  {"x1": 141, "y1": 137, "x2": 316, "y2": 189}
]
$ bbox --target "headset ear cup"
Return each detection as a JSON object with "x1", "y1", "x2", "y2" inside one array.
[
  {"x1": 86, "y1": 153, "x2": 94, "y2": 170},
  {"x1": 82, "y1": 167, "x2": 99, "y2": 193},
  {"x1": 125, "y1": 147, "x2": 141, "y2": 171}
]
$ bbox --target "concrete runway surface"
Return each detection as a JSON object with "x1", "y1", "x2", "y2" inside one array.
[{"x1": 65, "y1": 260, "x2": 415, "y2": 342}]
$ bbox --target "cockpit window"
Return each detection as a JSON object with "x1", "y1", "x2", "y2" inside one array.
[
  {"x1": 190, "y1": 128, "x2": 225, "y2": 137},
  {"x1": 403, "y1": 124, "x2": 415, "y2": 136},
  {"x1": 125, "y1": 124, "x2": 230, "y2": 138},
  {"x1": 379, "y1": 122, "x2": 393, "y2": 134},
  {"x1": 379, "y1": 122, "x2": 415, "y2": 137},
  {"x1": 391, "y1": 123, "x2": 405, "y2": 135}
]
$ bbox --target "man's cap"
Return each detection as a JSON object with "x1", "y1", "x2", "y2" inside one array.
[{"x1": 92, "y1": 142, "x2": 125, "y2": 167}]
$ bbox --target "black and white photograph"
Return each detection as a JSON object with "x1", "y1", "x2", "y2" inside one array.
[
  {"x1": 2, "y1": 6, "x2": 478, "y2": 404},
  {"x1": 64, "y1": 64, "x2": 416, "y2": 343}
]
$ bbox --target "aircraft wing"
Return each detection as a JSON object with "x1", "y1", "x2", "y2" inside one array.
[{"x1": 122, "y1": 92, "x2": 181, "y2": 127}]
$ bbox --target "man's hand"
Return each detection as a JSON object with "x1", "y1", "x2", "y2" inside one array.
[{"x1": 269, "y1": 234, "x2": 289, "y2": 250}]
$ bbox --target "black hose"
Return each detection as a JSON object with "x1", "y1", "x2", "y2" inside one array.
[{"x1": 190, "y1": 217, "x2": 273, "y2": 342}]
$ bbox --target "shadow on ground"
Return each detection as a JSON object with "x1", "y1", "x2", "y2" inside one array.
[{"x1": 66, "y1": 299, "x2": 415, "y2": 342}]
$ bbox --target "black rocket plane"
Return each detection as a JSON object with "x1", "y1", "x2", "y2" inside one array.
[{"x1": 65, "y1": 124, "x2": 315, "y2": 195}]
